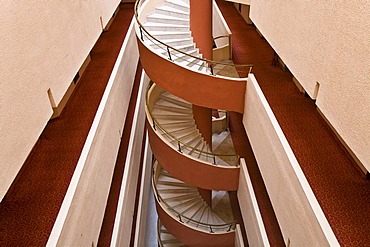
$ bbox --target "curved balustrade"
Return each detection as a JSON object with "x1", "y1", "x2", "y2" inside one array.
[
  {"x1": 153, "y1": 162, "x2": 236, "y2": 247},
  {"x1": 134, "y1": 0, "x2": 251, "y2": 113},
  {"x1": 136, "y1": 0, "x2": 242, "y2": 245},
  {"x1": 153, "y1": 162, "x2": 236, "y2": 233},
  {"x1": 146, "y1": 82, "x2": 239, "y2": 190},
  {"x1": 147, "y1": 82, "x2": 239, "y2": 167},
  {"x1": 135, "y1": 0, "x2": 251, "y2": 77}
]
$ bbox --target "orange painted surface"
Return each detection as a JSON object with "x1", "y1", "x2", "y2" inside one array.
[
  {"x1": 156, "y1": 200, "x2": 235, "y2": 247},
  {"x1": 192, "y1": 105, "x2": 212, "y2": 147},
  {"x1": 190, "y1": 0, "x2": 213, "y2": 60},
  {"x1": 138, "y1": 38, "x2": 246, "y2": 113},
  {"x1": 148, "y1": 119, "x2": 239, "y2": 191}
]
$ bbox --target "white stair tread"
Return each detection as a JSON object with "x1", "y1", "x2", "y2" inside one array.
[
  {"x1": 144, "y1": 21, "x2": 189, "y2": 28},
  {"x1": 156, "y1": 5, "x2": 190, "y2": 15},
  {"x1": 156, "y1": 167, "x2": 231, "y2": 232},
  {"x1": 166, "y1": 0, "x2": 190, "y2": 8},
  {"x1": 148, "y1": 30, "x2": 191, "y2": 36},
  {"x1": 147, "y1": 13, "x2": 189, "y2": 21},
  {"x1": 145, "y1": 37, "x2": 193, "y2": 46},
  {"x1": 156, "y1": 98, "x2": 192, "y2": 109}
]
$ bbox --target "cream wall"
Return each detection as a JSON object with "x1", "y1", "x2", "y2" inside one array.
[
  {"x1": 243, "y1": 74, "x2": 339, "y2": 246},
  {"x1": 249, "y1": 1, "x2": 370, "y2": 171},
  {"x1": 0, "y1": 0, "x2": 120, "y2": 200},
  {"x1": 47, "y1": 20, "x2": 139, "y2": 246},
  {"x1": 237, "y1": 159, "x2": 269, "y2": 246}
]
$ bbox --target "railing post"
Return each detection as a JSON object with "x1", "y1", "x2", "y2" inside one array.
[
  {"x1": 178, "y1": 214, "x2": 183, "y2": 223},
  {"x1": 209, "y1": 63, "x2": 214, "y2": 75},
  {"x1": 152, "y1": 119, "x2": 156, "y2": 130},
  {"x1": 167, "y1": 47, "x2": 172, "y2": 61},
  {"x1": 139, "y1": 26, "x2": 144, "y2": 41},
  {"x1": 178, "y1": 142, "x2": 182, "y2": 153},
  {"x1": 227, "y1": 224, "x2": 232, "y2": 232},
  {"x1": 213, "y1": 155, "x2": 216, "y2": 165},
  {"x1": 210, "y1": 225, "x2": 214, "y2": 233}
]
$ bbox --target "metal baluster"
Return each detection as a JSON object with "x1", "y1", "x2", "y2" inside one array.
[
  {"x1": 178, "y1": 214, "x2": 183, "y2": 223},
  {"x1": 178, "y1": 142, "x2": 182, "y2": 153},
  {"x1": 210, "y1": 225, "x2": 214, "y2": 233},
  {"x1": 227, "y1": 224, "x2": 232, "y2": 232},
  {"x1": 167, "y1": 47, "x2": 172, "y2": 61},
  {"x1": 139, "y1": 26, "x2": 144, "y2": 41}
]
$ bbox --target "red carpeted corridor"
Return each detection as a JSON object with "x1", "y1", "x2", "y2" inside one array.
[
  {"x1": 0, "y1": 3, "x2": 134, "y2": 246},
  {"x1": 216, "y1": 1, "x2": 370, "y2": 246}
]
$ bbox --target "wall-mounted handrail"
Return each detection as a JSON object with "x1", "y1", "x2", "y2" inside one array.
[
  {"x1": 134, "y1": 0, "x2": 253, "y2": 77},
  {"x1": 146, "y1": 82, "x2": 240, "y2": 167},
  {"x1": 152, "y1": 162, "x2": 236, "y2": 233}
]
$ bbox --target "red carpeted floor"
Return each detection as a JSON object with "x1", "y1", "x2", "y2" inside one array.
[
  {"x1": 0, "y1": 4, "x2": 134, "y2": 246},
  {"x1": 217, "y1": 1, "x2": 370, "y2": 246}
]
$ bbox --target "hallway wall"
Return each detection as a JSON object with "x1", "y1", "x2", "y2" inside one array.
[
  {"x1": 249, "y1": 0, "x2": 370, "y2": 171},
  {"x1": 0, "y1": 0, "x2": 121, "y2": 200},
  {"x1": 243, "y1": 74, "x2": 338, "y2": 246}
]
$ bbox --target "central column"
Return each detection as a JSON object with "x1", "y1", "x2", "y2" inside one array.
[
  {"x1": 189, "y1": 0, "x2": 213, "y2": 147},
  {"x1": 190, "y1": 0, "x2": 213, "y2": 206}
]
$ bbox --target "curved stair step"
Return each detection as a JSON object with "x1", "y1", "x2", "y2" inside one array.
[
  {"x1": 151, "y1": 90, "x2": 236, "y2": 167},
  {"x1": 159, "y1": 93, "x2": 192, "y2": 109},
  {"x1": 147, "y1": 13, "x2": 189, "y2": 25},
  {"x1": 148, "y1": 31, "x2": 192, "y2": 40},
  {"x1": 146, "y1": 37, "x2": 194, "y2": 48},
  {"x1": 143, "y1": 22, "x2": 190, "y2": 32},
  {"x1": 154, "y1": 103, "x2": 192, "y2": 114},
  {"x1": 159, "y1": 223, "x2": 187, "y2": 247},
  {"x1": 164, "y1": 0, "x2": 190, "y2": 12},
  {"x1": 155, "y1": 165, "x2": 235, "y2": 234},
  {"x1": 155, "y1": 5, "x2": 189, "y2": 19}
]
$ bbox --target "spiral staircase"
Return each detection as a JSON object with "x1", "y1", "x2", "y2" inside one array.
[{"x1": 135, "y1": 0, "x2": 251, "y2": 246}]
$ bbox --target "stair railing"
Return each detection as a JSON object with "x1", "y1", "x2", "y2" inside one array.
[
  {"x1": 146, "y1": 82, "x2": 240, "y2": 167},
  {"x1": 152, "y1": 163, "x2": 237, "y2": 233},
  {"x1": 157, "y1": 219, "x2": 166, "y2": 247},
  {"x1": 134, "y1": 0, "x2": 253, "y2": 77}
]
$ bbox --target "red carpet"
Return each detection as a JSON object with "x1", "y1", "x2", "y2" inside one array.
[
  {"x1": 0, "y1": 4, "x2": 134, "y2": 246},
  {"x1": 217, "y1": 1, "x2": 370, "y2": 246}
]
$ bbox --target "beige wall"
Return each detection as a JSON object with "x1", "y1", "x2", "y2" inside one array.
[
  {"x1": 237, "y1": 159, "x2": 269, "y2": 246},
  {"x1": 249, "y1": 1, "x2": 370, "y2": 171},
  {"x1": 47, "y1": 19, "x2": 139, "y2": 246},
  {"x1": 243, "y1": 74, "x2": 339, "y2": 246},
  {"x1": 0, "y1": 0, "x2": 121, "y2": 201},
  {"x1": 111, "y1": 71, "x2": 148, "y2": 247}
]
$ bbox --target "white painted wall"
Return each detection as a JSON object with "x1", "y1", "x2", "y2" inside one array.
[
  {"x1": 111, "y1": 71, "x2": 149, "y2": 247},
  {"x1": 213, "y1": 1, "x2": 231, "y2": 48},
  {"x1": 237, "y1": 158, "x2": 269, "y2": 247},
  {"x1": 235, "y1": 224, "x2": 245, "y2": 247},
  {"x1": 133, "y1": 136, "x2": 153, "y2": 247},
  {"x1": 243, "y1": 74, "x2": 339, "y2": 246},
  {"x1": 249, "y1": 0, "x2": 370, "y2": 171},
  {"x1": 0, "y1": 0, "x2": 121, "y2": 201},
  {"x1": 47, "y1": 20, "x2": 139, "y2": 247}
]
